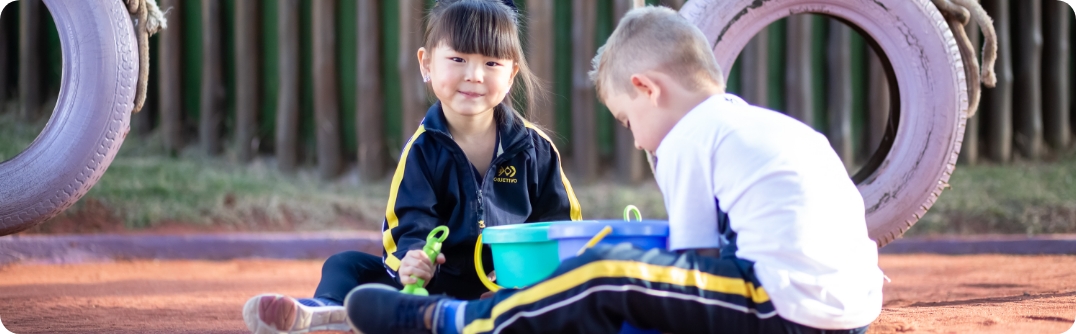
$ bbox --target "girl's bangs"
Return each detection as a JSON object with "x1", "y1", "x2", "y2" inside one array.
[{"x1": 429, "y1": 1, "x2": 520, "y2": 60}]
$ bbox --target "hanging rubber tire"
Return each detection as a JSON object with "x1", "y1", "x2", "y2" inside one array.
[
  {"x1": 680, "y1": 0, "x2": 968, "y2": 247},
  {"x1": 0, "y1": 0, "x2": 136, "y2": 236}
]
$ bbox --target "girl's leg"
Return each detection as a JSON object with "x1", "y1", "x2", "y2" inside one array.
[
  {"x1": 313, "y1": 251, "x2": 400, "y2": 304},
  {"x1": 244, "y1": 251, "x2": 397, "y2": 334}
]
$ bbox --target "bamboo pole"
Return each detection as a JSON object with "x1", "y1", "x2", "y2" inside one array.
[
  {"x1": 159, "y1": 0, "x2": 183, "y2": 153},
  {"x1": 527, "y1": 0, "x2": 555, "y2": 129},
  {"x1": 785, "y1": 15, "x2": 813, "y2": 126},
  {"x1": 740, "y1": 33, "x2": 768, "y2": 107},
  {"x1": 959, "y1": 18, "x2": 982, "y2": 164},
  {"x1": 867, "y1": 46, "x2": 891, "y2": 162},
  {"x1": 827, "y1": 20, "x2": 853, "y2": 167},
  {"x1": 276, "y1": 0, "x2": 301, "y2": 172},
  {"x1": 1042, "y1": 0, "x2": 1070, "y2": 150},
  {"x1": 313, "y1": 0, "x2": 342, "y2": 178},
  {"x1": 981, "y1": 0, "x2": 1012, "y2": 162},
  {"x1": 200, "y1": 0, "x2": 224, "y2": 155},
  {"x1": 1071, "y1": 1, "x2": 1076, "y2": 139},
  {"x1": 572, "y1": 0, "x2": 598, "y2": 181},
  {"x1": 613, "y1": 0, "x2": 646, "y2": 182},
  {"x1": 19, "y1": 0, "x2": 43, "y2": 120},
  {"x1": 235, "y1": 0, "x2": 261, "y2": 162},
  {"x1": 660, "y1": 0, "x2": 685, "y2": 10},
  {"x1": 398, "y1": 0, "x2": 425, "y2": 145},
  {"x1": 0, "y1": 7, "x2": 8, "y2": 107},
  {"x1": 1011, "y1": 0, "x2": 1043, "y2": 159},
  {"x1": 357, "y1": 0, "x2": 385, "y2": 180}
]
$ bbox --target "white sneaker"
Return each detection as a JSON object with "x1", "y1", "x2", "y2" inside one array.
[
  {"x1": 243, "y1": 293, "x2": 351, "y2": 334},
  {"x1": 0, "y1": 315, "x2": 14, "y2": 334}
]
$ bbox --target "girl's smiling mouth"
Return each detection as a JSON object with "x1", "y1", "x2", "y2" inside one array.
[{"x1": 459, "y1": 91, "x2": 485, "y2": 98}]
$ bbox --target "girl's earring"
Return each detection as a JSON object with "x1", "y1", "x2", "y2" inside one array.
[{"x1": 422, "y1": 73, "x2": 431, "y2": 83}]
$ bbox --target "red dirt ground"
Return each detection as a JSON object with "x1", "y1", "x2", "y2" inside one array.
[{"x1": 0, "y1": 255, "x2": 1073, "y2": 334}]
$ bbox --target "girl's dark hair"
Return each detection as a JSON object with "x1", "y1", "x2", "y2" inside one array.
[{"x1": 424, "y1": 0, "x2": 544, "y2": 123}]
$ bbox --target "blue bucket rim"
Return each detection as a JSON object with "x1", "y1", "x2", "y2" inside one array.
[{"x1": 546, "y1": 220, "x2": 669, "y2": 239}]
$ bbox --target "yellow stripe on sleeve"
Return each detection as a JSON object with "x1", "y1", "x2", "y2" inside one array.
[
  {"x1": 382, "y1": 125, "x2": 427, "y2": 271},
  {"x1": 462, "y1": 260, "x2": 770, "y2": 334},
  {"x1": 523, "y1": 121, "x2": 582, "y2": 221}
]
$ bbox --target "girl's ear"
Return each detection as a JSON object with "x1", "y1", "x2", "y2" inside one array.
[
  {"x1": 417, "y1": 47, "x2": 430, "y2": 77},
  {"x1": 506, "y1": 62, "x2": 520, "y2": 93}
]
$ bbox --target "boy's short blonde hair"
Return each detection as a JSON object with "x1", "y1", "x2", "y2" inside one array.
[{"x1": 590, "y1": 6, "x2": 725, "y2": 100}]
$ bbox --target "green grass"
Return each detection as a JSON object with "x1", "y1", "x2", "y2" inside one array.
[
  {"x1": 911, "y1": 155, "x2": 1076, "y2": 236},
  {"x1": 0, "y1": 113, "x2": 45, "y2": 163},
  {"x1": 88, "y1": 152, "x2": 390, "y2": 230},
  {"x1": 1, "y1": 113, "x2": 389, "y2": 231},
  {"x1": 0, "y1": 114, "x2": 668, "y2": 232},
  {"x1": 2, "y1": 114, "x2": 1074, "y2": 235}
]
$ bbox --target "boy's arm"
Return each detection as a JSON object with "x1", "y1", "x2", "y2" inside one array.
[
  {"x1": 654, "y1": 141, "x2": 723, "y2": 251},
  {"x1": 527, "y1": 131, "x2": 583, "y2": 222},
  {"x1": 382, "y1": 139, "x2": 442, "y2": 278}
]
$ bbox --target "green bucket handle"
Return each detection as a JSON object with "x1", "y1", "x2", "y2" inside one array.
[
  {"x1": 623, "y1": 205, "x2": 642, "y2": 221},
  {"x1": 575, "y1": 205, "x2": 643, "y2": 256},
  {"x1": 401, "y1": 226, "x2": 450, "y2": 296}
]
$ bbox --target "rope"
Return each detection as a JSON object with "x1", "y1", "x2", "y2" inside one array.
[
  {"x1": 125, "y1": 0, "x2": 168, "y2": 114},
  {"x1": 931, "y1": 0, "x2": 998, "y2": 117}
]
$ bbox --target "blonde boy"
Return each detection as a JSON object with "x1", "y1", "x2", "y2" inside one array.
[{"x1": 344, "y1": 6, "x2": 882, "y2": 334}]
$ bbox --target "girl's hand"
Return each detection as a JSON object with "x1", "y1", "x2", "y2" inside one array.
[{"x1": 398, "y1": 249, "x2": 447, "y2": 286}]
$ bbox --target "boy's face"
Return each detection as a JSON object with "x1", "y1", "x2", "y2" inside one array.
[{"x1": 603, "y1": 88, "x2": 668, "y2": 153}]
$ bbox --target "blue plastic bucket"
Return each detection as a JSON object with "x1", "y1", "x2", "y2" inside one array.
[
  {"x1": 546, "y1": 220, "x2": 669, "y2": 261},
  {"x1": 547, "y1": 220, "x2": 668, "y2": 334}
]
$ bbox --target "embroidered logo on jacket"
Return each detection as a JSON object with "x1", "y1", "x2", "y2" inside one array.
[{"x1": 494, "y1": 165, "x2": 518, "y2": 183}]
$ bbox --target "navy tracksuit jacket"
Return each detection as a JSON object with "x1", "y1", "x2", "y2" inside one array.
[{"x1": 380, "y1": 102, "x2": 581, "y2": 298}]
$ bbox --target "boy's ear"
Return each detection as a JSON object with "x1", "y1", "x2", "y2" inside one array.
[{"x1": 630, "y1": 73, "x2": 661, "y2": 105}]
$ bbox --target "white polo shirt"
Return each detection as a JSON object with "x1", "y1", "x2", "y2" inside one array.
[{"x1": 653, "y1": 94, "x2": 883, "y2": 329}]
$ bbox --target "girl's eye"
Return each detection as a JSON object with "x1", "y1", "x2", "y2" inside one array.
[
  {"x1": 486, "y1": 61, "x2": 500, "y2": 67},
  {"x1": 450, "y1": 57, "x2": 464, "y2": 63}
]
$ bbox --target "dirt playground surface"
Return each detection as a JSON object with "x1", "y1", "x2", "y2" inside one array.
[{"x1": 0, "y1": 254, "x2": 1073, "y2": 333}]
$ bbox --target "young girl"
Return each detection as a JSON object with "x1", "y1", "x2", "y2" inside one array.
[{"x1": 242, "y1": 1, "x2": 581, "y2": 333}]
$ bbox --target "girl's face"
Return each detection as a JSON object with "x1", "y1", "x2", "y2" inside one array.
[{"x1": 420, "y1": 44, "x2": 519, "y2": 117}]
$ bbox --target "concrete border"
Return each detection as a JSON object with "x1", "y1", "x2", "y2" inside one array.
[
  {"x1": 880, "y1": 234, "x2": 1076, "y2": 255},
  {"x1": 2, "y1": 233, "x2": 1075, "y2": 266},
  {"x1": 0, "y1": 232, "x2": 382, "y2": 265}
]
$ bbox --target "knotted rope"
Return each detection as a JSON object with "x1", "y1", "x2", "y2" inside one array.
[
  {"x1": 932, "y1": 0, "x2": 998, "y2": 117},
  {"x1": 125, "y1": 0, "x2": 168, "y2": 113}
]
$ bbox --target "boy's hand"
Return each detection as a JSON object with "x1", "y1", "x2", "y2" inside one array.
[
  {"x1": 479, "y1": 271, "x2": 497, "y2": 299},
  {"x1": 398, "y1": 249, "x2": 446, "y2": 286}
]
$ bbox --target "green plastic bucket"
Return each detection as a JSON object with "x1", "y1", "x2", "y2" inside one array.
[{"x1": 481, "y1": 222, "x2": 563, "y2": 288}]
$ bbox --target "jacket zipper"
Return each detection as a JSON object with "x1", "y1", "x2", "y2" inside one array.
[
  {"x1": 477, "y1": 189, "x2": 485, "y2": 229},
  {"x1": 431, "y1": 131, "x2": 523, "y2": 232},
  {"x1": 475, "y1": 151, "x2": 517, "y2": 230},
  {"x1": 474, "y1": 156, "x2": 495, "y2": 231}
]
